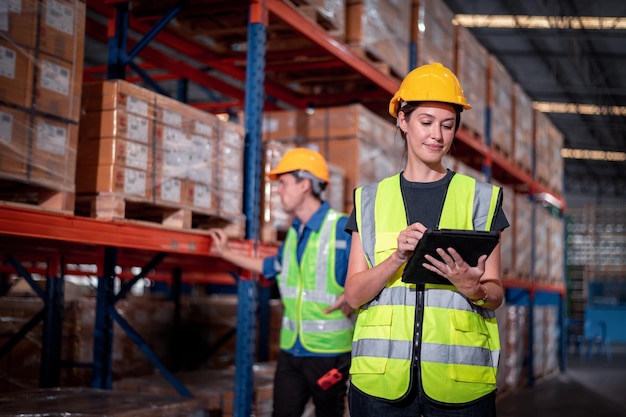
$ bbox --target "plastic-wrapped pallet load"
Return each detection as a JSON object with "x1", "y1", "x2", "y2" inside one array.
[
  {"x1": 488, "y1": 55, "x2": 514, "y2": 159},
  {"x1": 345, "y1": 0, "x2": 411, "y2": 78},
  {"x1": 412, "y1": 0, "x2": 456, "y2": 70},
  {"x1": 512, "y1": 83, "x2": 533, "y2": 176},
  {"x1": 0, "y1": 0, "x2": 86, "y2": 213},
  {"x1": 77, "y1": 78, "x2": 244, "y2": 233},
  {"x1": 454, "y1": 24, "x2": 488, "y2": 141}
]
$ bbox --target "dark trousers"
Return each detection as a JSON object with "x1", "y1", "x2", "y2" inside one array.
[
  {"x1": 273, "y1": 350, "x2": 350, "y2": 417},
  {"x1": 348, "y1": 383, "x2": 496, "y2": 417}
]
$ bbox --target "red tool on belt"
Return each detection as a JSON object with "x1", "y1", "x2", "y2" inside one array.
[{"x1": 317, "y1": 362, "x2": 349, "y2": 390}]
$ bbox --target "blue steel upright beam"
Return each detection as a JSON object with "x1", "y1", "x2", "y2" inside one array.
[
  {"x1": 235, "y1": 2, "x2": 268, "y2": 416},
  {"x1": 39, "y1": 258, "x2": 64, "y2": 388},
  {"x1": 106, "y1": 0, "x2": 183, "y2": 96},
  {"x1": 92, "y1": 247, "x2": 117, "y2": 389}
]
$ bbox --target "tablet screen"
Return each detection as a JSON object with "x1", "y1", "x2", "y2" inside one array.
[{"x1": 401, "y1": 229, "x2": 500, "y2": 285}]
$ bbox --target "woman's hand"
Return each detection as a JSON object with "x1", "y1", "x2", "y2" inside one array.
[
  {"x1": 395, "y1": 222, "x2": 428, "y2": 261},
  {"x1": 423, "y1": 247, "x2": 486, "y2": 298}
]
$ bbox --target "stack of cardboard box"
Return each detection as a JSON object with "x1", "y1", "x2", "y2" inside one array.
[{"x1": 0, "y1": 0, "x2": 86, "y2": 211}]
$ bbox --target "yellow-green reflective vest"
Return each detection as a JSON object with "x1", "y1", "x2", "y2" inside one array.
[
  {"x1": 351, "y1": 173, "x2": 502, "y2": 404},
  {"x1": 278, "y1": 210, "x2": 354, "y2": 354}
]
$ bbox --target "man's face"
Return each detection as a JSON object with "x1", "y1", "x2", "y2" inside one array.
[{"x1": 276, "y1": 173, "x2": 308, "y2": 215}]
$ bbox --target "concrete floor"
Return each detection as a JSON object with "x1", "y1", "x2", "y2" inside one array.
[{"x1": 497, "y1": 344, "x2": 626, "y2": 417}]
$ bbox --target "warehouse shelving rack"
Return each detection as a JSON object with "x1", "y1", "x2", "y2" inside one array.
[{"x1": 0, "y1": 0, "x2": 567, "y2": 415}]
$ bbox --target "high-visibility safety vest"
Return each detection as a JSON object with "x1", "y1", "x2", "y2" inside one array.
[
  {"x1": 351, "y1": 173, "x2": 502, "y2": 404},
  {"x1": 278, "y1": 210, "x2": 354, "y2": 354}
]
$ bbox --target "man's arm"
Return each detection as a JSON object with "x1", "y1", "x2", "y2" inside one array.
[{"x1": 207, "y1": 228, "x2": 264, "y2": 274}]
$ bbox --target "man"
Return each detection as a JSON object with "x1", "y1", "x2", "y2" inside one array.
[{"x1": 208, "y1": 147, "x2": 353, "y2": 417}]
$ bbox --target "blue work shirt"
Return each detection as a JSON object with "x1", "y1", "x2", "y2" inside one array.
[{"x1": 262, "y1": 201, "x2": 352, "y2": 357}]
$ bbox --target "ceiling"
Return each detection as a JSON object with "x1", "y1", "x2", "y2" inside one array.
[
  {"x1": 441, "y1": 0, "x2": 626, "y2": 204},
  {"x1": 83, "y1": 0, "x2": 626, "y2": 207}
]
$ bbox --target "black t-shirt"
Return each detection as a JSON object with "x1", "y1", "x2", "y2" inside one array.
[{"x1": 345, "y1": 170, "x2": 510, "y2": 234}]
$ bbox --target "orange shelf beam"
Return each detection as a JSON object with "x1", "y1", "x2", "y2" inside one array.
[{"x1": 0, "y1": 204, "x2": 211, "y2": 255}]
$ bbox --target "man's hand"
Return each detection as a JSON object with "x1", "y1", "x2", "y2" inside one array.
[
  {"x1": 207, "y1": 228, "x2": 229, "y2": 256},
  {"x1": 323, "y1": 294, "x2": 354, "y2": 317}
]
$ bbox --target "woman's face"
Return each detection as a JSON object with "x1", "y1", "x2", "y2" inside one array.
[{"x1": 398, "y1": 102, "x2": 457, "y2": 165}]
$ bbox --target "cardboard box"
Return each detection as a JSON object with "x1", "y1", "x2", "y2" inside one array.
[
  {"x1": 38, "y1": 0, "x2": 87, "y2": 64},
  {"x1": 0, "y1": 0, "x2": 38, "y2": 49},
  {"x1": 0, "y1": 40, "x2": 35, "y2": 109},
  {"x1": 80, "y1": 108, "x2": 153, "y2": 144},
  {"x1": 35, "y1": 52, "x2": 83, "y2": 122},
  {"x1": 81, "y1": 79, "x2": 156, "y2": 117},
  {"x1": 29, "y1": 115, "x2": 77, "y2": 190},
  {"x1": 262, "y1": 109, "x2": 308, "y2": 142},
  {"x1": 184, "y1": 179, "x2": 217, "y2": 212},
  {"x1": 154, "y1": 174, "x2": 185, "y2": 205},
  {"x1": 0, "y1": 105, "x2": 29, "y2": 179},
  {"x1": 76, "y1": 163, "x2": 152, "y2": 198},
  {"x1": 77, "y1": 137, "x2": 152, "y2": 170},
  {"x1": 156, "y1": 94, "x2": 220, "y2": 138}
]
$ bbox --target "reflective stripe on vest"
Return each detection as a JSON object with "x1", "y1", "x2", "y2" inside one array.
[
  {"x1": 351, "y1": 173, "x2": 502, "y2": 404},
  {"x1": 278, "y1": 210, "x2": 354, "y2": 353}
]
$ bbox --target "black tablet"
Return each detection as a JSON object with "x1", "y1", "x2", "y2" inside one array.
[{"x1": 401, "y1": 229, "x2": 500, "y2": 285}]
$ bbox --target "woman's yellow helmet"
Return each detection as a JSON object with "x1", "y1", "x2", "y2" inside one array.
[{"x1": 389, "y1": 62, "x2": 471, "y2": 118}]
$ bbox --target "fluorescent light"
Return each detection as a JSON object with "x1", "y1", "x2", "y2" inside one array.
[
  {"x1": 454, "y1": 15, "x2": 626, "y2": 30},
  {"x1": 561, "y1": 148, "x2": 626, "y2": 161},
  {"x1": 533, "y1": 102, "x2": 626, "y2": 116}
]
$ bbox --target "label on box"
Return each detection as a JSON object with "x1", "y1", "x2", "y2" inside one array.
[
  {"x1": 163, "y1": 126, "x2": 190, "y2": 177},
  {"x1": 195, "y1": 120, "x2": 214, "y2": 137},
  {"x1": 8, "y1": 0, "x2": 21, "y2": 13},
  {"x1": 189, "y1": 134, "x2": 213, "y2": 182},
  {"x1": 222, "y1": 127, "x2": 242, "y2": 147},
  {"x1": 193, "y1": 183, "x2": 211, "y2": 208},
  {"x1": 161, "y1": 177, "x2": 181, "y2": 202},
  {"x1": 126, "y1": 141, "x2": 148, "y2": 170},
  {"x1": 262, "y1": 118, "x2": 279, "y2": 133},
  {"x1": 127, "y1": 114, "x2": 149, "y2": 143},
  {"x1": 127, "y1": 96, "x2": 149, "y2": 117},
  {"x1": 45, "y1": 0, "x2": 74, "y2": 36},
  {"x1": 163, "y1": 109, "x2": 182, "y2": 128},
  {"x1": 0, "y1": 111, "x2": 13, "y2": 143},
  {"x1": 36, "y1": 120, "x2": 66, "y2": 155},
  {"x1": 0, "y1": 46, "x2": 16, "y2": 79},
  {"x1": 40, "y1": 59, "x2": 70, "y2": 96},
  {"x1": 124, "y1": 167, "x2": 147, "y2": 195}
]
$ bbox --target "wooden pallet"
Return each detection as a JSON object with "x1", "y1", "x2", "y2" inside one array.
[
  {"x1": 286, "y1": 0, "x2": 343, "y2": 35},
  {"x1": 74, "y1": 192, "x2": 234, "y2": 231},
  {"x1": 0, "y1": 177, "x2": 75, "y2": 214},
  {"x1": 347, "y1": 44, "x2": 403, "y2": 81}
]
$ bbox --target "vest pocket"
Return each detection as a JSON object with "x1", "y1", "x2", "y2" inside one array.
[
  {"x1": 351, "y1": 308, "x2": 393, "y2": 374},
  {"x1": 448, "y1": 310, "x2": 496, "y2": 383}
]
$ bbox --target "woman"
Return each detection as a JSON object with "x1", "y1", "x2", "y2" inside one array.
[{"x1": 344, "y1": 62, "x2": 509, "y2": 417}]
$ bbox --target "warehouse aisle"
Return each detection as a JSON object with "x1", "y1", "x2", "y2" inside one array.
[{"x1": 496, "y1": 344, "x2": 626, "y2": 417}]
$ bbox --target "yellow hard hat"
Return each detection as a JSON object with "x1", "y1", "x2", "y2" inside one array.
[
  {"x1": 389, "y1": 62, "x2": 471, "y2": 118},
  {"x1": 267, "y1": 148, "x2": 329, "y2": 183}
]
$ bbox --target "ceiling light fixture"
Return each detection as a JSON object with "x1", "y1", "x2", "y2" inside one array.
[
  {"x1": 453, "y1": 15, "x2": 626, "y2": 30},
  {"x1": 533, "y1": 102, "x2": 626, "y2": 116},
  {"x1": 561, "y1": 148, "x2": 626, "y2": 161}
]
